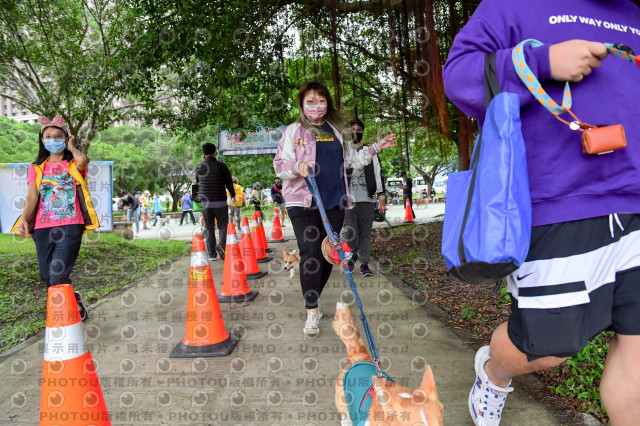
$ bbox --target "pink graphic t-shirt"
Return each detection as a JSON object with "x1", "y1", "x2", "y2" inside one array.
[{"x1": 27, "y1": 160, "x2": 86, "y2": 229}]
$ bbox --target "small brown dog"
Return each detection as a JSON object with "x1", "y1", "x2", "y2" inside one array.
[
  {"x1": 282, "y1": 249, "x2": 300, "y2": 279},
  {"x1": 334, "y1": 301, "x2": 444, "y2": 426}
]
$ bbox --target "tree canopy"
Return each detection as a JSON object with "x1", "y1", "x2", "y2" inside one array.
[
  {"x1": 126, "y1": 0, "x2": 483, "y2": 172},
  {"x1": 1, "y1": 0, "x2": 498, "y2": 174},
  {"x1": 0, "y1": 0, "x2": 174, "y2": 152}
]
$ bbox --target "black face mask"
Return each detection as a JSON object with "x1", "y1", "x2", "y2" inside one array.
[{"x1": 354, "y1": 133, "x2": 363, "y2": 143}]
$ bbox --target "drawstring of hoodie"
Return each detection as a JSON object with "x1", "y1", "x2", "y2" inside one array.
[{"x1": 609, "y1": 213, "x2": 625, "y2": 239}]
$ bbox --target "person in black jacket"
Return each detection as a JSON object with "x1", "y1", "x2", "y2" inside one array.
[
  {"x1": 195, "y1": 143, "x2": 235, "y2": 261},
  {"x1": 400, "y1": 171, "x2": 415, "y2": 217},
  {"x1": 119, "y1": 190, "x2": 141, "y2": 233}
]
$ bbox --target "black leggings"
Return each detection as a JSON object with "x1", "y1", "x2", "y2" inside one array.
[{"x1": 288, "y1": 206, "x2": 345, "y2": 309}]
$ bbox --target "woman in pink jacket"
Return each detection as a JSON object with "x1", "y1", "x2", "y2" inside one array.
[{"x1": 273, "y1": 81, "x2": 396, "y2": 335}]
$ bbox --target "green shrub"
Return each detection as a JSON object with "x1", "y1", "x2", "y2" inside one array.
[{"x1": 549, "y1": 331, "x2": 613, "y2": 419}]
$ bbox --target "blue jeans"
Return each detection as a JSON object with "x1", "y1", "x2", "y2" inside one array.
[
  {"x1": 153, "y1": 212, "x2": 163, "y2": 225},
  {"x1": 33, "y1": 225, "x2": 84, "y2": 287},
  {"x1": 229, "y1": 206, "x2": 242, "y2": 228},
  {"x1": 127, "y1": 206, "x2": 141, "y2": 231}
]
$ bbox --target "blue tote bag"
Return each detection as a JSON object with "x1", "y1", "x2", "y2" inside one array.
[{"x1": 441, "y1": 52, "x2": 531, "y2": 285}]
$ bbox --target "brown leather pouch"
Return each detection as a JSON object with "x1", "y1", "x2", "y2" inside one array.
[{"x1": 581, "y1": 125, "x2": 627, "y2": 155}]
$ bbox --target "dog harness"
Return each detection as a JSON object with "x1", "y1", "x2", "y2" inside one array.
[{"x1": 343, "y1": 361, "x2": 393, "y2": 426}]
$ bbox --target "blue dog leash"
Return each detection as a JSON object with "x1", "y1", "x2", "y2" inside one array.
[{"x1": 303, "y1": 167, "x2": 382, "y2": 376}]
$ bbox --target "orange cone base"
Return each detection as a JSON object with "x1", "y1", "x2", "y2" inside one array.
[
  {"x1": 218, "y1": 290, "x2": 259, "y2": 304},
  {"x1": 246, "y1": 271, "x2": 268, "y2": 280},
  {"x1": 170, "y1": 333, "x2": 239, "y2": 358},
  {"x1": 256, "y1": 256, "x2": 272, "y2": 263},
  {"x1": 265, "y1": 248, "x2": 273, "y2": 253},
  {"x1": 404, "y1": 220, "x2": 415, "y2": 224},
  {"x1": 268, "y1": 238, "x2": 288, "y2": 243}
]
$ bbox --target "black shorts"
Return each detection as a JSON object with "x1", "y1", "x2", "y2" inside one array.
[{"x1": 507, "y1": 214, "x2": 640, "y2": 361}]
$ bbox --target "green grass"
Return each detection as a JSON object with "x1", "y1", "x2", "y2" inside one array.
[
  {"x1": 396, "y1": 247, "x2": 423, "y2": 263},
  {"x1": 549, "y1": 331, "x2": 612, "y2": 420},
  {"x1": 460, "y1": 305, "x2": 476, "y2": 320},
  {"x1": 239, "y1": 206, "x2": 275, "y2": 221},
  {"x1": 0, "y1": 233, "x2": 189, "y2": 353}
]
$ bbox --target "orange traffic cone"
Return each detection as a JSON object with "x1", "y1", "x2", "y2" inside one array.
[
  {"x1": 252, "y1": 213, "x2": 272, "y2": 263},
  {"x1": 239, "y1": 217, "x2": 267, "y2": 280},
  {"x1": 219, "y1": 223, "x2": 259, "y2": 303},
  {"x1": 268, "y1": 206, "x2": 288, "y2": 243},
  {"x1": 40, "y1": 284, "x2": 111, "y2": 426},
  {"x1": 170, "y1": 234, "x2": 238, "y2": 357},
  {"x1": 404, "y1": 198, "x2": 415, "y2": 223},
  {"x1": 257, "y1": 212, "x2": 272, "y2": 253}
]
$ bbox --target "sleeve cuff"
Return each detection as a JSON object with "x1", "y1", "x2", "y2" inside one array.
[{"x1": 525, "y1": 42, "x2": 552, "y2": 81}]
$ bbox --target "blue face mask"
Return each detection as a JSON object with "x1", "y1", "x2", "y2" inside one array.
[{"x1": 44, "y1": 138, "x2": 66, "y2": 154}]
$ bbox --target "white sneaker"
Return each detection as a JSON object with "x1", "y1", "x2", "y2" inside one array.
[
  {"x1": 303, "y1": 309, "x2": 323, "y2": 335},
  {"x1": 468, "y1": 346, "x2": 513, "y2": 425},
  {"x1": 340, "y1": 414, "x2": 353, "y2": 426}
]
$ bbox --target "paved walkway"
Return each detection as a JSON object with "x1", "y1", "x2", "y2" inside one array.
[
  {"x1": 132, "y1": 202, "x2": 446, "y2": 241},
  {"x1": 0, "y1": 201, "x2": 565, "y2": 425}
]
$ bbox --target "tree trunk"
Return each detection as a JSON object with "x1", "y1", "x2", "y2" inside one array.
[
  {"x1": 423, "y1": 0, "x2": 450, "y2": 139},
  {"x1": 457, "y1": 111, "x2": 475, "y2": 171},
  {"x1": 171, "y1": 192, "x2": 179, "y2": 212},
  {"x1": 77, "y1": 118, "x2": 101, "y2": 154},
  {"x1": 328, "y1": 0, "x2": 342, "y2": 108}
]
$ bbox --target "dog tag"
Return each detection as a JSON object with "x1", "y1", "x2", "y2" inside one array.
[{"x1": 569, "y1": 121, "x2": 581, "y2": 131}]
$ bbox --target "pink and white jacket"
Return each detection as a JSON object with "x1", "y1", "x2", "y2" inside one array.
[{"x1": 273, "y1": 122, "x2": 380, "y2": 209}]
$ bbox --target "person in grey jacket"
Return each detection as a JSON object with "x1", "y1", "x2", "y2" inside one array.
[{"x1": 341, "y1": 118, "x2": 386, "y2": 277}]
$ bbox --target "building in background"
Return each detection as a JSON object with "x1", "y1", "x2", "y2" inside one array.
[
  {"x1": 1, "y1": 90, "x2": 39, "y2": 124},
  {"x1": 0, "y1": 90, "x2": 140, "y2": 127}
]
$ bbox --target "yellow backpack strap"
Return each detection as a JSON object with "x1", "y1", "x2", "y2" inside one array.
[
  {"x1": 11, "y1": 161, "x2": 45, "y2": 235},
  {"x1": 68, "y1": 159, "x2": 100, "y2": 233},
  {"x1": 68, "y1": 159, "x2": 86, "y2": 185}
]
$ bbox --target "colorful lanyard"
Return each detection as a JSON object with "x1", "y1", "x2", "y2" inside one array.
[{"x1": 512, "y1": 39, "x2": 639, "y2": 129}]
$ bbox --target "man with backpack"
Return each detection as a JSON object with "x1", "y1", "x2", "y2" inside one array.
[{"x1": 195, "y1": 143, "x2": 235, "y2": 261}]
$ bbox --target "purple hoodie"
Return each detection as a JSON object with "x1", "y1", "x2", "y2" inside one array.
[{"x1": 443, "y1": 0, "x2": 640, "y2": 226}]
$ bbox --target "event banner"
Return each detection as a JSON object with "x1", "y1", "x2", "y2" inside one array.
[
  {"x1": 0, "y1": 161, "x2": 114, "y2": 234},
  {"x1": 218, "y1": 125, "x2": 287, "y2": 156}
]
